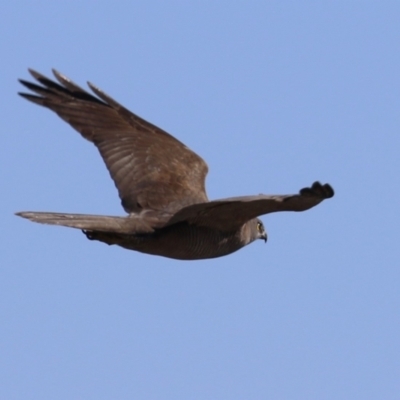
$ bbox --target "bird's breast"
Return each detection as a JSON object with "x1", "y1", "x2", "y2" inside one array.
[{"x1": 117, "y1": 222, "x2": 246, "y2": 260}]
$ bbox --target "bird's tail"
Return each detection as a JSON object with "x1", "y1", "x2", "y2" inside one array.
[{"x1": 15, "y1": 211, "x2": 155, "y2": 234}]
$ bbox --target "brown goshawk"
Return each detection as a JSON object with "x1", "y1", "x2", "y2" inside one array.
[{"x1": 16, "y1": 69, "x2": 334, "y2": 260}]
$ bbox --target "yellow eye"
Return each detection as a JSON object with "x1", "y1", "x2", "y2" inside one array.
[{"x1": 257, "y1": 222, "x2": 262, "y2": 232}]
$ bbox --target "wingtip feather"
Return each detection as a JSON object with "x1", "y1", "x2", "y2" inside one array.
[
  {"x1": 300, "y1": 181, "x2": 334, "y2": 199},
  {"x1": 28, "y1": 68, "x2": 46, "y2": 81},
  {"x1": 87, "y1": 81, "x2": 122, "y2": 109}
]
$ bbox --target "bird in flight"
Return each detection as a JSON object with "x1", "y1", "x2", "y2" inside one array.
[{"x1": 16, "y1": 69, "x2": 334, "y2": 260}]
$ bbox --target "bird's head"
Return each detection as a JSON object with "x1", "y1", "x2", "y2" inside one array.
[{"x1": 250, "y1": 218, "x2": 267, "y2": 243}]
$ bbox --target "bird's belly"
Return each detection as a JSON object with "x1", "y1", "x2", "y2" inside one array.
[{"x1": 116, "y1": 224, "x2": 244, "y2": 260}]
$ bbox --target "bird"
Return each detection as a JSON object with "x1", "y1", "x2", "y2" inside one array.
[{"x1": 16, "y1": 69, "x2": 334, "y2": 260}]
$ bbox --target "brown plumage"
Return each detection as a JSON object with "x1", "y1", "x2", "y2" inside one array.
[{"x1": 16, "y1": 69, "x2": 334, "y2": 260}]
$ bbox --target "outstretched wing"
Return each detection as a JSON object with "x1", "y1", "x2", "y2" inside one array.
[
  {"x1": 167, "y1": 182, "x2": 334, "y2": 231},
  {"x1": 18, "y1": 69, "x2": 208, "y2": 214}
]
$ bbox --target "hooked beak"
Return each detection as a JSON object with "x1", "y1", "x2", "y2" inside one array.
[{"x1": 261, "y1": 232, "x2": 267, "y2": 243}]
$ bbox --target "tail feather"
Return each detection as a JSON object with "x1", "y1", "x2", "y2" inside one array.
[{"x1": 15, "y1": 211, "x2": 155, "y2": 234}]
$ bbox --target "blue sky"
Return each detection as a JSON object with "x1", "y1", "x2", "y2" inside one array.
[{"x1": 2, "y1": 1, "x2": 399, "y2": 399}]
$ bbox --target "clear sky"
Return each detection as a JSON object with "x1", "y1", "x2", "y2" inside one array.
[{"x1": 2, "y1": 1, "x2": 399, "y2": 399}]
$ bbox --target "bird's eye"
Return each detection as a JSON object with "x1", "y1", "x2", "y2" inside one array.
[{"x1": 257, "y1": 222, "x2": 262, "y2": 232}]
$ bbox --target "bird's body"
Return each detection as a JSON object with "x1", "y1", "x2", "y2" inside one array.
[
  {"x1": 16, "y1": 69, "x2": 334, "y2": 260},
  {"x1": 85, "y1": 221, "x2": 254, "y2": 260}
]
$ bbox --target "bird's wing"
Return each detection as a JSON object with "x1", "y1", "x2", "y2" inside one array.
[
  {"x1": 167, "y1": 182, "x2": 334, "y2": 231},
  {"x1": 16, "y1": 210, "x2": 171, "y2": 233},
  {"x1": 18, "y1": 69, "x2": 209, "y2": 214}
]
